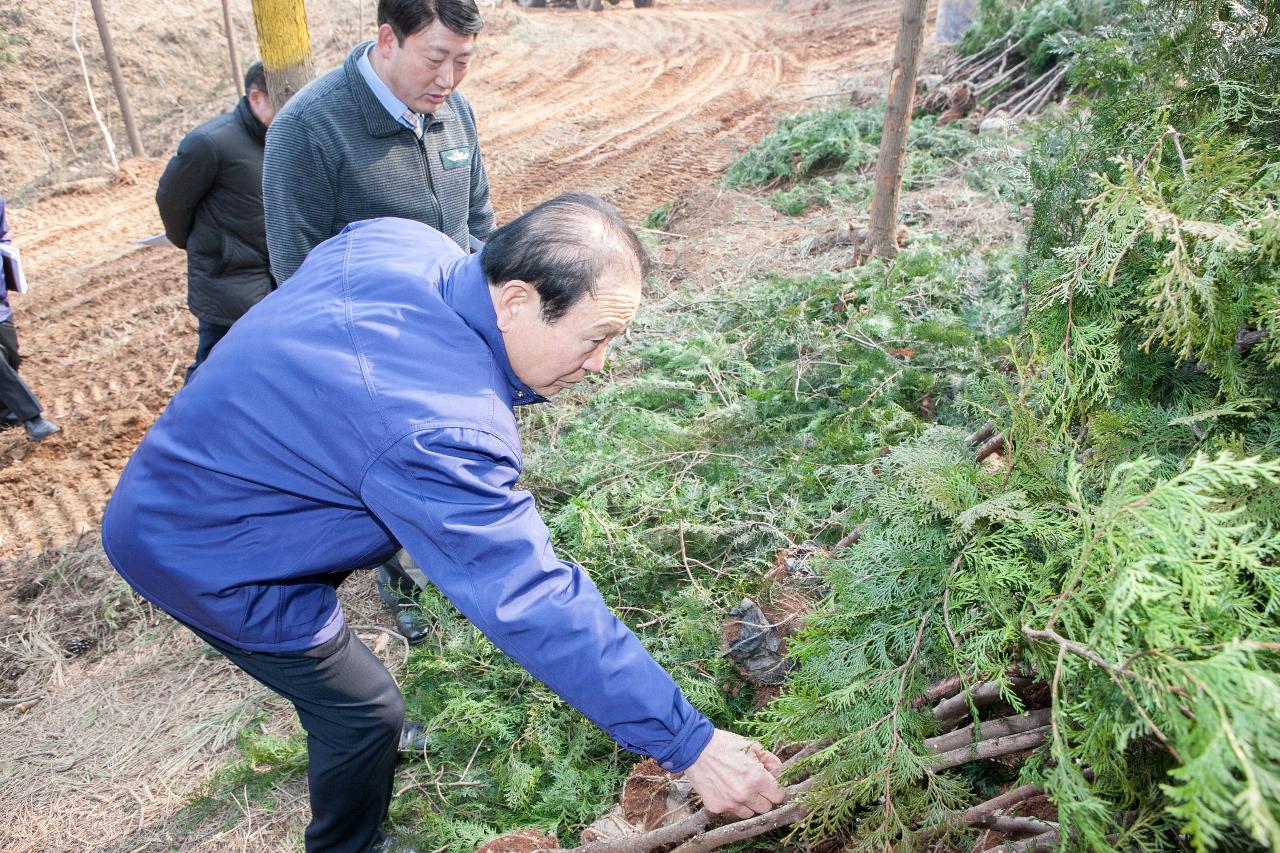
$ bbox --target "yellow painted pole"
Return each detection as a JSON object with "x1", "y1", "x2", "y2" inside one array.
[{"x1": 250, "y1": 0, "x2": 315, "y2": 111}]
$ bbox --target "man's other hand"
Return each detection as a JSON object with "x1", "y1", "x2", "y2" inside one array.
[{"x1": 682, "y1": 729, "x2": 787, "y2": 819}]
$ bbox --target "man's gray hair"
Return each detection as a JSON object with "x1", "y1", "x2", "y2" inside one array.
[{"x1": 480, "y1": 193, "x2": 649, "y2": 323}]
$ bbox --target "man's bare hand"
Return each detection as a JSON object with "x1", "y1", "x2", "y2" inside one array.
[{"x1": 682, "y1": 729, "x2": 786, "y2": 819}]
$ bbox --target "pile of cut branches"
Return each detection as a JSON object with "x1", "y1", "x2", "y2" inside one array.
[
  {"x1": 478, "y1": 2, "x2": 1280, "y2": 851},
  {"x1": 922, "y1": 0, "x2": 1120, "y2": 120}
]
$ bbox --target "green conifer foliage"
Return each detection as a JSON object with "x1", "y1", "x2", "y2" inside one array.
[
  {"x1": 744, "y1": 1, "x2": 1280, "y2": 850},
  {"x1": 1024, "y1": 0, "x2": 1280, "y2": 440}
]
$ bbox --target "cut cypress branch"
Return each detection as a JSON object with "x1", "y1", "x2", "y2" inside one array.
[{"x1": 924, "y1": 708, "x2": 1052, "y2": 755}]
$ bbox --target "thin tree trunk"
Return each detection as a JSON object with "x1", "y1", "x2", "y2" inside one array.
[
  {"x1": 250, "y1": 0, "x2": 315, "y2": 112},
  {"x1": 71, "y1": 3, "x2": 119, "y2": 172},
  {"x1": 222, "y1": 0, "x2": 245, "y2": 97},
  {"x1": 88, "y1": 0, "x2": 143, "y2": 158},
  {"x1": 863, "y1": 0, "x2": 930, "y2": 259}
]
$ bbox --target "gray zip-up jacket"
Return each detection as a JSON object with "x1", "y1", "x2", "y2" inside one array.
[{"x1": 262, "y1": 42, "x2": 495, "y2": 282}]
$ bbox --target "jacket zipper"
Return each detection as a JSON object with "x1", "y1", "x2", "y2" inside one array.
[{"x1": 416, "y1": 131, "x2": 443, "y2": 230}]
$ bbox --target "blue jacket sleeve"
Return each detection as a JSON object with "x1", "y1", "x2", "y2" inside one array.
[{"x1": 360, "y1": 427, "x2": 714, "y2": 771}]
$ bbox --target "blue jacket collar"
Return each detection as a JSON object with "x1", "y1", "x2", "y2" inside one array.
[{"x1": 442, "y1": 252, "x2": 546, "y2": 406}]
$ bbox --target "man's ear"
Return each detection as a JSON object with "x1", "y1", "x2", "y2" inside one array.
[
  {"x1": 375, "y1": 23, "x2": 398, "y2": 58},
  {"x1": 492, "y1": 280, "x2": 535, "y2": 331}
]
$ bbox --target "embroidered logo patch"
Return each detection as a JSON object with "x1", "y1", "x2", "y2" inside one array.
[{"x1": 440, "y1": 147, "x2": 472, "y2": 170}]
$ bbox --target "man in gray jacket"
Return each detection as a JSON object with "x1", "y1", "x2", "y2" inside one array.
[
  {"x1": 156, "y1": 62, "x2": 276, "y2": 383},
  {"x1": 264, "y1": 0, "x2": 497, "y2": 643},
  {"x1": 263, "y1": 0, "x2": 495, "y2": 284}
]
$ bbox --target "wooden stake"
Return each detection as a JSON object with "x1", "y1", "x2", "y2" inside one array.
[
  {"x1": 862, "y1": 0, "x2": 930, "y2": 259},
  {"x1": 71, "y1": 2, "x2": 119, "y2": 172},
  {"x1": 222, "y1": 0, "x2": 245, "y2": 97},
  {"x1": 88, "y1": 0, "x2": 143, "y2": 158}
]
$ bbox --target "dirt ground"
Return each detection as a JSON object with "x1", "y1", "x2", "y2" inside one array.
[{"x1": 0, "y1": 0, "x2": 910, "y2": 849}]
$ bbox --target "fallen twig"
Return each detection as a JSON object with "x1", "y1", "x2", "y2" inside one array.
[
  {"x1": 917, "y1": 674, "x2": 964, "y2": 707},
  {"x1": 1235, "y1": 327, "x2": 1267, "y2": 353},
  {"x1": 1007, "y1": 828, "x2": 1060, "y2": 852},
  {"x1": 964, "y1": 420, "x2": 997, "y2": 448},
  {"x1": 975, "y1": 432, "x2": 1005, "y2": 464},
  {"x1": 834, "y1": 525, "x2": 863, "y2": 550},
  {"x1": 557, "y1": 777, "x2": 818, "y2": 853},
  {"x1": 959, "y1": 781, "x2": 1041, "y2": 825},
  {"x1": 1012, "y1": 65, "x2": 1068, "y2": 118},
  {"x1": 669, "y1": 779, "x2": 819, "y2": 853},
  {"x1": 972, "y1": 814, "x2": 1057, "y2": 835}
]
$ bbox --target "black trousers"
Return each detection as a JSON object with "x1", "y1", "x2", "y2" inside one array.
[
  {"x1": 190, "y1": 623, "x2": 404, "y2": 853},
  {"x1": 183, "y1": 319, "x2": 232, "y2": 386},
  {"x1": 0, "y1": 319, "x2": 41, "y2": 423}
]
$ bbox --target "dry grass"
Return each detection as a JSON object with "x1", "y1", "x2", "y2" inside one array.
[{"x1": 0, "y1": 542, "x2": 408, "y2": 852}]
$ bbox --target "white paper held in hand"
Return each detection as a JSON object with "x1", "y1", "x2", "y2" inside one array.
[{"x1": 1, "y1": 242, "x2": 28, "y2": 294}]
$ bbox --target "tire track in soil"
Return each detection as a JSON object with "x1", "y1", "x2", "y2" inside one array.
[{"x1": 0, "y1": 0, "x2": 899, "y2": 560}]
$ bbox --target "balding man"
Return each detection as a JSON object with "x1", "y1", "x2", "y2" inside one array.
[{"x1": 101, "y1": 195, "x2": 785, "y2": 853}]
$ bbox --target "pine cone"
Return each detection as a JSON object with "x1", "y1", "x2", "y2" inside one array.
[{"x1": 63, "y1": 636, "x2": 95, "y2": 657}]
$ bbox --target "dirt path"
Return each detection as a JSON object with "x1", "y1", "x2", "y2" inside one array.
[{"x1": 0, "y1": 0, "x2": 898, "y2": 563}]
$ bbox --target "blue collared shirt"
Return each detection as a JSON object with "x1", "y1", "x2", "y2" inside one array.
[
  {"x1": 357, "y1": 44, "x2": 422, "y2": 135},
  {"x1": 101, "y1": 218, "x2": 714, "y2": 772}
]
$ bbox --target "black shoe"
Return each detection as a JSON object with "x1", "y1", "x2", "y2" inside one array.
[
  {"x1": 372, "y1": 834, "x2": 428, "y2": 853},
  {"x1": 398, "y1": 719, "x2": 429, "y2": 753},
  {"x1": 377, "y1": 564, "x2": 430, "y2": 645},
  {"x1": 393, "y1": 608, "x2": 431, "y2": 646},
  {"x1": 23, "y1": 416, "x2": 60, "y2": 442}
]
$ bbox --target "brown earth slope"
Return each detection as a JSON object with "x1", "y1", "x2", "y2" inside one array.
[
  {"x1": 0, "y1": 1, "x2": 903, "y2": 850},
  {"x1": 0, "y1": 0, "x2": 898, "y2": 562}
]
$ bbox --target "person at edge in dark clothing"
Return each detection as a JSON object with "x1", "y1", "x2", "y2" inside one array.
[
  {"x1": 0, "y1": 195, "x2": 60, "y2": 443},
  {"x1": 156, "y1": 61, "x2": 276, "y2": 384},
  {"x1": 101, "y1": 196, "x2": 788, "y2": 853}
]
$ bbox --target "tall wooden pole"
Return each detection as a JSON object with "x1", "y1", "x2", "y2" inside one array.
[
  {"x1": 222, "y1": 0, "x2": 245, "y2": 97},
  {"x1": 88, "y1": 0, "x2": 144, "y2": 158},
  {"x1": 250, "y1": 0, "x2": 315, "y2": 112},
  {"x1": 863, "y1": 0, "x2": 930, "y2": 259}
]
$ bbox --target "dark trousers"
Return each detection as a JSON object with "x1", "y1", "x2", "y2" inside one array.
[
  {"x1": 183, "y1": 320, "x2": 232, "y2": 385},
  {"x1": 189, "y1": 624, "x2": 404, "y2": 853},
  {"x1": 0, "y1": 319, "x2": 41, "y2": 423},
  {"x1": 381, "y1": 550, "x2": 428, "y2": 596}
]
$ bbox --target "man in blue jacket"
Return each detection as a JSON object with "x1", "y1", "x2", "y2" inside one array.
[
  {"x1": 101, "y1": 195, "x2": 785, "y2": 853},
  {"x1": 263, "y1": 0, "x2": 496, "y2": 643}
]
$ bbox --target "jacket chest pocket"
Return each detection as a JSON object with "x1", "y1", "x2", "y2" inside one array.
[{"x1": 425, "y1": 133, "x2": 473, "y2": 232}]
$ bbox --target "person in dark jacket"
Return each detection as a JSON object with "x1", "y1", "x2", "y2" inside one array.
[
  {"x1": 156, "y1": 62, "x2": 276, "y2": 383},
  {"x1": 0, "y1": 195, "x2": 60, "y2": 442},
  {"x1": 101, "y1": 197, "x2": 786, "y2": 853}
]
